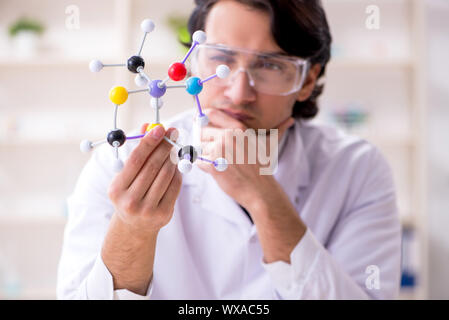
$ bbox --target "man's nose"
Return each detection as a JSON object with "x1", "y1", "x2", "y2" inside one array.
[{"x1": 223, "y1": 68, "x2": 257, "y2": 106}]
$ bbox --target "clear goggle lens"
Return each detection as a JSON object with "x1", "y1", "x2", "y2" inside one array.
[{"x1": 192, "y1": 44, "x2": 309, "y2": 96}]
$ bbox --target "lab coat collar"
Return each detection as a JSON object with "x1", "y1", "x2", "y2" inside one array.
[{"x1": 181, "y1": 118, "x2": 311, "y2": 229}]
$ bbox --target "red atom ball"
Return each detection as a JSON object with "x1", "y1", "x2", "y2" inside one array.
[{"x1": 168, "y1": 62, "x2": 187, "y2": 81}]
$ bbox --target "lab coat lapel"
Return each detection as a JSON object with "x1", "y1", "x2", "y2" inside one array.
[{"x1": 273, "y1": 121, "x2": 310, "y2": 206}]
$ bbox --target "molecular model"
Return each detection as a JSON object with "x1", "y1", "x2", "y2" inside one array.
[{"x1": 80, "y1": 18, "x2": 230, "y2": 174}]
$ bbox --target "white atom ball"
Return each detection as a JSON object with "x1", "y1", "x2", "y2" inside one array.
[
  {"x1": 89, "y1": 60, "x2": 103, "y2": 73},
  {"x1": 197, "y1": 114, "x2": 209, "y2": 127},
  {"x1": 151, "y1": 98, "x2": 163, "y2": 109},
  {"x1": 214, "y1": 158, "x2": 228, "y2": 172},
  {"x1": 178, "y1": 159, "x2": 193, "y2": 174},
  {"x1": 112, "y1": 158, "x2": 124, "y2": 172},
  {"x1": 80, "y1": 140, "x2": 93, "y2": 153},
  {"x1": 192, "y1": 30, "x2": 207, "y2": 44},
  {"x1": 141, "y1": 19, "x2": 155, "y2": 33},
  {"x1": 216, "y1": 65, "x2": 230, "y2": 79},
  {"x1": 135, "y1": 74, "x2": 148, "y2": 87}
]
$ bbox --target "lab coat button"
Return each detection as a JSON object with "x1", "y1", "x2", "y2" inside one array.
[{"x1": 192, "y1": 195, "x2": 201, "y2": 204}]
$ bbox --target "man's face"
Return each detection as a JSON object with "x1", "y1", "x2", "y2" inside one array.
[{"x1": 194, "y1": 0, "x2": 303, "y2": 130}]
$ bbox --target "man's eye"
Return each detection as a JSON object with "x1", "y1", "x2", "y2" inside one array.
[
  {"x1": 209, "y1": 55, "x2": 234, "y2": 64},
  {"x1": 254, "y1": 60, "x2": 283, "y2": 71}
]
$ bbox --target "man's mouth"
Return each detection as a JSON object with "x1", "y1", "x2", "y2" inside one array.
[{"x1": 219, "y1": 108, "x2": 254, "y2": 122}]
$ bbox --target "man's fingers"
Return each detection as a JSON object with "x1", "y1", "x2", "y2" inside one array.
[
  {"x1": 143, "y1": 156, "x2": 177, "y2": 208},
  {"x1": 158, "y1": 170, "x2": 182, "y2": 212},
  {"x1": 196, "y1": 158, "x2": 214, "y2": 175},
  {"x1": 115, "y1": 126, "x2": 172, "y2": 191},
  {"x1": 126, "y1": 128, "x2": 177, "y2": 200},
  {"x1": 140, "y1": 123, "x2": 149, "y2": 134},
  {"x1": 204, "y1": 108, "x2": 247, "y2": 130}
]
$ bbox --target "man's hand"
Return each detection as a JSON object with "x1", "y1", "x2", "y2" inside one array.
[
  {"x1": 102, "y1": 124, "x2": 182, "y2": 295},
  {"x1": 107, "y1": 124, "x2": 182, "y2": 235},
  {"x1": 197, "y1": 108, "x2": 294, "y2": 210}
]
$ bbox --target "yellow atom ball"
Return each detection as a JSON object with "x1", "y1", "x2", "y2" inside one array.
[
  {"x1": 109, "y1": 86, "x2": 128, "y2": 105},
  {"x1": 146, "y1": 123, "x2": 165, "y2": 132}
]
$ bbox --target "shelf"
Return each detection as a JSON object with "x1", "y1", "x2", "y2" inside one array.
[
  {"x1": 0, "y1": 54, "x2": 121, "y2": 67},
  {"x1": 363, "y1": 135, "x2": 415, "y2": 149},
  {"x1": 0, "y1": 133, "x2": 121, "y2": 147},
  {"x1": 3, "y1": 287, "x2": 57, "y2": 300},
  {"x1": 0, "y1": 57, "x2": 89, "y2": 68},
  {"x1": 0, "y1": 56, "x2": 176, "y2": 69},
  {"x1": 323, "y1": 125, "x2": 416, "y2": 149},
  {"x1": 0, "y1": 215, "x2": 67, "y2": 225},
  {"x1": 0, "y1": 139, "x2": 83, "y2": 148}
]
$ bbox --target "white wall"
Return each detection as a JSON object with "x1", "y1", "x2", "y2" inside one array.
[{"x1": 427, "y1": 0, "x2": 449, "y2": 299}]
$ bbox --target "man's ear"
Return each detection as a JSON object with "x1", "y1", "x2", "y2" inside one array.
[{"x1": 296, "y1": 63, "x2": 322, "y2": 102}]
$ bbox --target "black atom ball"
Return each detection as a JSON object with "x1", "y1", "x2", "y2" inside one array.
[
  {"x1": 107, "y1": 129, "x2": 126, "y2": 147},
  {"x1": 127, "y1": 55, "x2": 145, "y2": 73},
  {"x1": 178, "y1": 145, "x2": 198, "y2": 163}
]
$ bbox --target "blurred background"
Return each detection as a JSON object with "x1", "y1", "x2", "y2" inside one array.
[{"x1": 0, "y1": 0, "x2": 448, "y2": 299}]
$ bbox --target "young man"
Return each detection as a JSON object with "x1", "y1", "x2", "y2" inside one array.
[{"x1": 57, "y1": 0, "x2": 401, "y2": 299}]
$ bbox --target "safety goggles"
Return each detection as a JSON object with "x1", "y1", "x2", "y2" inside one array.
[{"x1": 191, "y1": 43, "x2": 309, "y2": 96}]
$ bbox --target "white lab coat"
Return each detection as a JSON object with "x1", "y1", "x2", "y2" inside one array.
[{"x1": 57, "y1": 109, "x2": 401, "y2": 300}]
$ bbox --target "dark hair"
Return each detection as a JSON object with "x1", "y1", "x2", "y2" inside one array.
[{"x1": 185, "y1": 0, "x2": 332, "y2": 119}]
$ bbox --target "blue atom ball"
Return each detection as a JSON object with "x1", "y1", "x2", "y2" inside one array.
[{"x1": 185, "y1": 77, "x2": 203, "y2": 95}]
